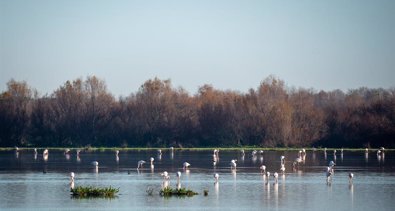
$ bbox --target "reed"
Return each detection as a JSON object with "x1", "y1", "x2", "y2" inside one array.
[
  {"x1": 70, "y1": 186, "x2": 119, "y2": 198},
  {"x1": 159, "y1": 187, "x2": 198, "y2": 197}
]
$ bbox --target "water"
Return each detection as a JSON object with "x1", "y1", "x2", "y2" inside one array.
[{"x1": 0, "y1": 149, "x2": 394, "y2": 210}]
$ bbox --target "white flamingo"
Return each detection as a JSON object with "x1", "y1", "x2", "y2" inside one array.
[
  {"x1": 43, "y1": 149, "x2": 49, "y2": 161},
  {"x1": 349, "y1": 172, "x2": 354, "y2": 184},
  {"x1": 280, "y1": 156, "x2": 285, "y2": 165},
  {"x1": 273, "y1": 172, "x2": 279, "y2": 183},
  {"x1": 64, "y1": 149, "x2": 70, "y2": 154},
  {"x1": 161, "y1": 171, "x2": 170, "y2": 188},
  {"x1": 183, "y1": 162, "x2": 191, "y2": 170},
  {"x1": 70, "y1": 172, "x2": 75, "y2": 189},
  {"x1": 280, "y1": 164, "x2": 285, "y2": 174},
  {"x1": 176, "y1": 171, "x2": 182, "y2": 189},
  {"x1": 230, "y1": 159, "x2": 237, "y2": 169},
  {"x1": 157, "y1": 149, "x2": 162, "y2": 155},
  {"x1": 252, "y1": 150, "x2": 257, "y2": 156},
  {"x1": 326, "y1": 167, "x2": 332, "y2": 184},
  {"x1": 260, "y1": 165, "x2": 266, "y2": 173},
  {"x1": 214, "y1": 173, "x2": 219, "y2": 183},
  {"x1": 137, "y1": 160, "x2": 146, "y2": 169},
  {"x1": 266, "y1": 171, "x2": 271, "y2": 179},
  {"x1": 150, "y1": 157, "x2": 154, "y2": 169},
  {"x1": 92, "y1": 161, "x2": 99, "y2": 173}
]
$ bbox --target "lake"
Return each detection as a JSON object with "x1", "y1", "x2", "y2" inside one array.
[{"x1": 0, "y1": 149, "x2": 394, "y2": 210}]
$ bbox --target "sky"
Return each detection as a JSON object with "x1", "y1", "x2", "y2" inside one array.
[{"x1": 1, "y1": 0, "x2": 394, "y2": 97}]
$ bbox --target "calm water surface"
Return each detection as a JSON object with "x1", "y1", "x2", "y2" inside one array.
[{"x1": 0, "y1": 149, "x2": 394, "y2": 210}]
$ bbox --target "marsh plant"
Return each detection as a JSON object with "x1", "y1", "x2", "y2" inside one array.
[
  {"x1": 159, "y1": 187, "x2": 198, "y2": 197},
  {"x1": 70, "y1": 186, "x2": 119, "y2": 198}
]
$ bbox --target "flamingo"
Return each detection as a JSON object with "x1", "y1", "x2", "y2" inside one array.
[
  {"x1": 15, "y1": 146, "x2": 19, "y2": 152},
  {"x1": 43, "y1": 149, "x2": 49, "y2": 161},
  {"x1": 260, "y1": 165, "x2": 266, "y2": 173},
  {"x1": 365, "y1": 148, "x2": 369, "y2": 153},
  {"x1": 293, "y1": 157, "x2": 302, "y2": 169},
  {"x1": 34, "y1": 148, "x2": 37, "y2": 154},
  {"x1": 280, "y1": 164, "x2": 285, "y2": 174},
  {"x1": 326, "y1": 167, "x2": 332, "y2": 184},
  {"x1": 266, "y1": 171, "x2": 270, "y2": 179},
  {"x1": 137, "y1": 160, "x2": 146, "y2": 169},
  {"x1": 230, "y1": 159, "x2": 237, "y2": 169},
  {"x1": 348, "y1": 172, "x2": 354, "y2": 184},
  {"x1": 273, "y1": 172, "x2": 279, "y2": 183},
  {"x1": 252, "y1": 150, "x2": 257, "y2": 156},
  {"x1": 377, "y1": 150, "x2": 382, "y2": 156},
  {"x1": 176, "y1": 171, "x2": 182, "y2": 189},
  {"x1": 70, "y1": 172, "x2": 75, "y2": 189},
  {"x1": 241, "y1": 149, "x2": 245, "y2": 156},
  {"x1": 92, "y1": 161, "x2": 99, "y2": 173},
  {"x1": 333, "y1": 150, "x2": 337, "y2": 156},
  {"x1": 115, "y1": 150, "x2": 119, "y2": 156},
  {"x1": 157, "y1": 149, "x2": 162, "y2": 155},
  {"x1": 183, "y1": 162, "x2": 191, "y2": 170},
  {"x1": 161, "y1": 171, "x2": 170, "y2": 188},
  {"x1": 214, "y1": 173, "x2": 219, "y2": 183},
  {"x1": 43, "y1": 149, "x2": 49, "y2": 156},
  {"x1": 150, "y1": 157, "x2": 154, "y2": 169},
  {"x1": 280, "y1": 156, "x2": 285, "y2": 165},
  {"x1": 64, "y1": 149, "x2": 70, "y2": 154}
]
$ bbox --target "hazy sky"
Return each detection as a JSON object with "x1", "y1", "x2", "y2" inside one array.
[{"x1": 1, "y1": 0, "x2": 394, "y2": 97}]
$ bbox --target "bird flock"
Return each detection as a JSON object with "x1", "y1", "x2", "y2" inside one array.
[{"x1": 12, "y1": 146, "x2": 387, "y2": 191}]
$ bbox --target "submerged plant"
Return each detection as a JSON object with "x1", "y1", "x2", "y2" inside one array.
[
  {"x1": 159, "y1": 187, "x2": 198, "y2": 197},
  {"x1": 70, "y1": 186, "x2": 119, "y2": 198}
]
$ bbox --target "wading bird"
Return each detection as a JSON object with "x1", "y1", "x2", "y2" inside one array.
[
  {"x1": 326, "y1": 167, "x2": 332, "y2": 184},
  {"x1": 280, "y1": 156, "x2": 285, "y2": 165},
  {"x1": 176, "y1": 171, "x2": 182, "y2": 189},
  {"x1": 214, "y1": 173, "x2": 219, "y2": 183},
  {"x1": 230, "y1": 159, "x2": 237, "y2": 169},
  {"x1": 183, "y1": 162, "x2": 191, "y2": 170},
  {"x1": 280, "y1": 164, "x2": 285, "y2": 174},
  {"x1": 273, "y1": 172, "x2": 279, "y2": 183},
  {"x1": 349, "y1": 173, "x2": 354, "y2": 184},
  {"x1": 150, "y1": 157, "x2": 154, "y2": 169},
  {"x1": 137, "y1": 160, "x2": 146, "y2": 169},
  {"x1": 70, "y1": 172, "x2": 75, "y2": 189},
  {"x1": 260, "y1": 165, "x2": 266, "y2": 173}
]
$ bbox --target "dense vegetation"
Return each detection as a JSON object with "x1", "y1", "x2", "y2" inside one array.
[
  {"x1": 70, "y1": 186, "x2": 119, "y2": 198},
  {"x1": 0, "y1": 76, "x2": 394, "y2": 148},
  {"x1": 159, "y1": 187, "x2": 199, "y2": 197}
]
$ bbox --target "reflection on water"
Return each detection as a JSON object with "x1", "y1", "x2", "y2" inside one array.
[{"x1": 0, "y1": 149, "x2": 394, "y2": 210}]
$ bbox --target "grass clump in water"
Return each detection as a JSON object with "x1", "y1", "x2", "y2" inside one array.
[
  {"x1": 71, "y1": 186, "x2": 119, "y2": 198},
  {"x1": 159, "y1": 187, "x2": 198, "y2": 197}
]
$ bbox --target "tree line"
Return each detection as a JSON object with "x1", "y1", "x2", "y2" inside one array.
[{"x1": 1, "y1": 76, "x2": 394, "y2": 148}]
